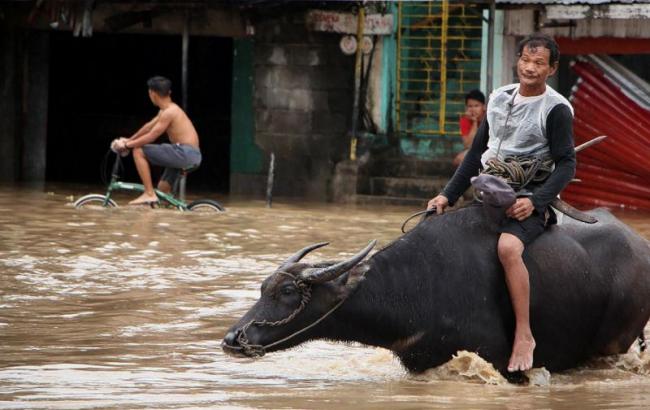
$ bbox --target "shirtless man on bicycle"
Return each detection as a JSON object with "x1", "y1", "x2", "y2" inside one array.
[{"x1": 112, "y1": 76, "x2": 201, "y2": 205}]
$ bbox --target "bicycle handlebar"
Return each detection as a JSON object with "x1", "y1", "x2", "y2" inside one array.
[{"x1": 110, "y1": 152, "x2": 122, "y2": 179}]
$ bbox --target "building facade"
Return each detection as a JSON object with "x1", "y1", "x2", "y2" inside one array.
[{"x1": 2, "y1": 1, "x2": 650, "y2": 206}]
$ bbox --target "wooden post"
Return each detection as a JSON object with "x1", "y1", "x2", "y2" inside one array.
[
  {"x1": 182, "y1": 11, "x2": 190, "y2": 111},
  {"x1": 486, "y1": 0, "x2": 495, "y2": 95},
  {"x1": 266, "y1": 153, "x2": 275, "y2": 208},
  {"x1": 350, "y1": 5, "x2": 365, "y2": 161}
]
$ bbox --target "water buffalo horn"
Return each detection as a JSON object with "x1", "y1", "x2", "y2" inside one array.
[
  {"x1": 278, "y1": 242, "x2": 330, "y2": 270},
  {"x1": 575, "y1": 135, "x2": 607, "y2": 153},
  {"x1": 300, "y1": 240, "x2": 377, "y2": 283}
]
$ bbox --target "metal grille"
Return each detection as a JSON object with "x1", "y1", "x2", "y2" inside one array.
[{"x1": 396, "y1": 0, "x2": 483, "y2": 157}]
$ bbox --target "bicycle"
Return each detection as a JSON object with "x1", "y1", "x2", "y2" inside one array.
[{"x1": 74, "y1": 151, "x2": 225, "y2": 212}]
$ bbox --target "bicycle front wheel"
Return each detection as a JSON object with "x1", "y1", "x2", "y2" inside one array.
[
  {"x1": 187, "y1": 199, "x2": 225, "y2": 212},
  {"x1": 74, "y1": 194, "x2": 118, "y2": 209}
]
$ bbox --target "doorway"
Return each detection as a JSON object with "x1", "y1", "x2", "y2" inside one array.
[{"x1": 46, "y1": 31, "x2": 232, "y2": 193}]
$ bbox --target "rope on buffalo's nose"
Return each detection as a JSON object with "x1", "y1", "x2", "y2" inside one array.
[
  {"x1": 234, "y1": 275, "x2": 313, "y2": 357},
  {"x1": 235, "y1": 321, "x2": 266, "y2": 357},
  {"x1": 233, "y1": 274, "x2": 351, "y2": 356}
]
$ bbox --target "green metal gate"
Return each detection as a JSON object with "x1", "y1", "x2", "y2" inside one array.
[{"x1": 396, "y1": 0, "x2": 483, "y2": 158}]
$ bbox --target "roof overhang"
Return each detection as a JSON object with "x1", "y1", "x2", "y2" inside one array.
[{"x1": 546, "y1": 4, "x2": 650, "y2": 19}]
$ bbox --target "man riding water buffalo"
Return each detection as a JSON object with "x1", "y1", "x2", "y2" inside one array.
[
  {"x1": 428, "y1": 33, "x2": 575, "y2": 372},
  {"x1": 222, "y1": 34, "x2": 650, "y2": 377},
  {"x1": 222, "y1": 210, "x2": 650, "y2": 376}
]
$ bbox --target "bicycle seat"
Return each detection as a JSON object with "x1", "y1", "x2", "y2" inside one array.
[{"x1": 181, "y1": 164, "x2": 200, "y2": 175}]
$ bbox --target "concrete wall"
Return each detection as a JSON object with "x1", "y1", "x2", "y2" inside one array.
[{"x1": 252, "y1": 12, "x2": 354, "y2": 199}]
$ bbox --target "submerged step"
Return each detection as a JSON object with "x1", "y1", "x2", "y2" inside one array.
[
  {"x1": 355, "y1": 194, "x2": 428, "y2": 208},
  {"x1": 368, "y1": 157, "x2": 457, "y2": 178},
  {"x1": 369, "y1": 177, "x2": 448, "y2": 199}
]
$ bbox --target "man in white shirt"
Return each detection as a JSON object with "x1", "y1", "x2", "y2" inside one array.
[{"x1": 427, "y1": 34, "x2": 576, "y2": 372}]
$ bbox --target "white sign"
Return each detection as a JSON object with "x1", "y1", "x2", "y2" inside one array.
[
  {"x1": 340, "y1": 35, "x2": 357, "y2": 55},
  {"x1": 339, "y1": 35, "x2": 374, "y2": 55},
  {"x1": 306, "y1": 10, "x2": 394, "y2": 35},
  {"x1": 361, "y1": 36, "x2": 374, "y2": 54}
]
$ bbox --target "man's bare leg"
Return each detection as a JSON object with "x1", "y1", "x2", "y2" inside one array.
[
  {"x1": 498, "y1": 233, "x2": 536, "y2": 372},
  {"x1": 129, "y1": 147, "x2": 158, "y2": 204},
  {"x1": 157, "y1": 179, "x2": 172, "y2": 194}
]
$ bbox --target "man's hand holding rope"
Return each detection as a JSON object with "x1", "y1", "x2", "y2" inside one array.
[
  {"x1": 427, "y1": 194, "x2": 449, "y2": 215},
  {"x1": 506, "y1": 197, "x2": 534, "y2": 221}
]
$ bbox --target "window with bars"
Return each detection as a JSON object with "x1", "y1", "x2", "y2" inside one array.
[{"x1": 396, "y1": 0, "x2": 483, "y2": 157}]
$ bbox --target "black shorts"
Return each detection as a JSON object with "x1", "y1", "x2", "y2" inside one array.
[{"x1": 499, "y1": 210, "x2": 547, "y2": 246}]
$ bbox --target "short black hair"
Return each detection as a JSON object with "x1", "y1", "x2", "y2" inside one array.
[
  {"x1": 517, "y1": 33, "x2": 560, "y2": 66},
  {"x1": 147, "y1": 76, "x2": 172, "y2": 96},
  {"x1": 465, "y1": 89, "x2": 485, "y2": 105}
]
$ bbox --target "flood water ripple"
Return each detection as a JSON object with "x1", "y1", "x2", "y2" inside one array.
[{"x1": 1, "y1": 186, "x2": 650, "y2": 409}]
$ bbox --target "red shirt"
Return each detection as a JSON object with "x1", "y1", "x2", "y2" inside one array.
[{"x1": 459, "y1": 116, "x2": 473, "y2": 136}]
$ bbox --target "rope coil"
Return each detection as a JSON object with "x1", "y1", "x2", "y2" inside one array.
[
  {"x1": 475, "y1": 156, "x2": 552, "y2": 204},
  {"x1": 482, "y1": 155, "x2": 554, "y2": 193}
]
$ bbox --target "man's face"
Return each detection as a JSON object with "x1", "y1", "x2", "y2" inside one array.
[
  {"x1": 148, "y1": 89, "x2": 157, "y2": 105},
  {"x1": 516, "y1": 45, "x2": 557, "y2": 89},
  {"x1": 465, "y1": 98, "x2": 485, "y2": 120}
]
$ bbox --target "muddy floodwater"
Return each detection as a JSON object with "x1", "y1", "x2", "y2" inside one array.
[{"x1": 1, "y1": 186, "x2": 650, "y2": 409}]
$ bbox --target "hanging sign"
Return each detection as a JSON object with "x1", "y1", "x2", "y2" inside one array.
[
  {"x1": 340, "y1": 35, "x2": 357, "y2": 55},
  {"x1": 361, "y1": 36, "x2": 374, "y2": 54},
  {"x1": 306, "y1": 10, "x2": 394, "y2": 35}
]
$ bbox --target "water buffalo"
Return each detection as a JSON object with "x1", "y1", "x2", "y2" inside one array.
[{"x1": 222, "y1": 204, "x2": 650, "y2": 375}]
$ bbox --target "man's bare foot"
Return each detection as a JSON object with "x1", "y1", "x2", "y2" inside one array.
[
  {"x1": 128, "y1": 193, "x2": 158, "y2": 205},
  {"x1": 508, "y1": 334, "x2": 536, "y2": 372}
]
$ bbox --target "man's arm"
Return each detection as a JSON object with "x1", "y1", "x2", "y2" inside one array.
[
  {"x1": 530, "y1": 104, "x2": 576, "y2": 212},
  {"x1": 128, "y1": 114, "x2": 160, "y2": 140},
  {"x1": 124, "y1": 110, "x2": 173, "y2": 149},
  {"x1": 442, "y1": 117, "x2": 490, "y2": 205}
]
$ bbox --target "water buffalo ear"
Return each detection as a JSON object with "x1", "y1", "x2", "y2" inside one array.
[{"x1": 337, "y1": 262, "x2": 370, "y2": 297}]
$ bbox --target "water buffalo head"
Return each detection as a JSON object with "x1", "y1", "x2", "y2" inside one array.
[{"x1": 222, "y1": 240, "x2": 376, "y2": 357}]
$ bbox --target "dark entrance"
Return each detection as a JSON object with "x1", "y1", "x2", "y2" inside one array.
[{"x1": 46, "y1": 32, "x2": 232, "y2": 193}]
